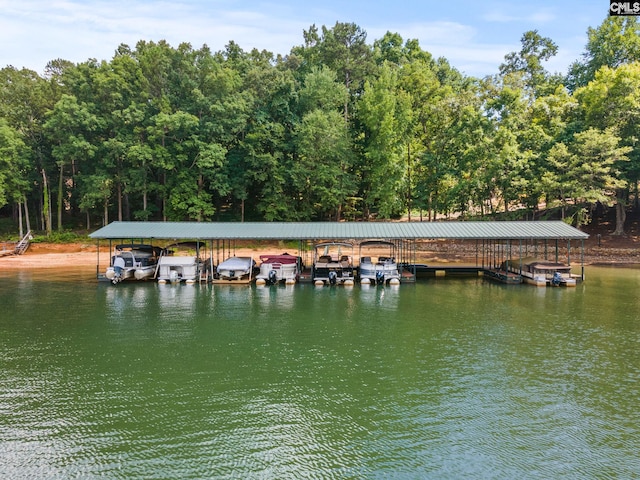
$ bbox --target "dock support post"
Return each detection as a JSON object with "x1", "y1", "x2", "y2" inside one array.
[
  {"x1": 519, "y1": 239, "x2": 523, "y2": 275},
  {"x1": 581, "y1": 239, "x2": 585, "y2": 281}
]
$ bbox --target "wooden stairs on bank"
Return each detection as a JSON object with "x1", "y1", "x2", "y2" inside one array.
[
  {"x1": 0, "y1": 230, "x2": 32, "y2": 257},
  {"x1": 13, "y1": 230, "x2": 32, "y2": 255}
]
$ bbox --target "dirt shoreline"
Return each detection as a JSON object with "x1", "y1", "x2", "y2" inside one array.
[{"x1": 0, "y1": 238, "x2": 638, "y2": 270}]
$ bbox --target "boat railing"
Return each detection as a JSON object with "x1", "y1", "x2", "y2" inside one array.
[
  {"x1": 249, "y1": 256, "x2": 254, "y2": 281},
  {"x1": 123, "y1": 250, "x2": 136, "y2": 267},
  {"x1": 154, "y1": 249, "x2": 167, "y2": 279}
]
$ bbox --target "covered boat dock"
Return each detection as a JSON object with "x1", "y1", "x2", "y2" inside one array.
[{"x1": 89, "y1": 221, "x2": 589, "y2": 284}]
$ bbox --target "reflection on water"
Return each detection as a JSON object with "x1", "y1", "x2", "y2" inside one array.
[
  {"x1": 1, "y1": 268, "x2": 639, "y2": 478},
  {"x1": 358, "y1": 282, "x2": 400, "y2": 310}
]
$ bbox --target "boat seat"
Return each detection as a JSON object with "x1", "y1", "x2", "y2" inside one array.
[{"x1": 361, "y1": 256, "x2": 371, "y2": 263}]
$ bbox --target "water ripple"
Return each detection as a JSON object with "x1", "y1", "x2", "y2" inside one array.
[{"x1": 1, "y1": 273, "x2": 640, "y2": 478}]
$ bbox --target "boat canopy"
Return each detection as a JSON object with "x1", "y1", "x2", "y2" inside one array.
[
  {"x1": 259, "y1": 254, "x2": 299, "y2": 264},
  {"x1": 359, "y1": 240, "x2": 395, "y2": 247},
  {"x1": 89, "y1": 221, "x2": 589, "y2": 241},
  {"x1": 113, "y1": 244, "x2": 164, "y2": 257}
]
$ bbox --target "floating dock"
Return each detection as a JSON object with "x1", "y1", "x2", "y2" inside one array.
[{"x1": 89, "y1": 221, "x2": 589, "y2": 286}]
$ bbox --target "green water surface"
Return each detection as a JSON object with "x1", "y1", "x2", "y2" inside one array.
[{"x1": 1, "y1": 267, "x2": 639, "y2": 479}]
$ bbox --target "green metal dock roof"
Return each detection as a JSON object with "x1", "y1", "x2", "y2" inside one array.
[{"x1": 89, "y1": 221, "x2": 589, "y2": 241}]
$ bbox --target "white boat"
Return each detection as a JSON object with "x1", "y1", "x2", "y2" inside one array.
[
  {"x1": 105, "y1": 244, "x2": 164, "y2": 284},
  {"x1": 312, "y1": 242, "x2": 355, "y2": 286},
  {"x1": 215, "y1": 256, "x2": 256, "y2": 283},
  {"x1": 255, "y1": 253, "x2": 303, "y2": 285},
  {"x1": 157, "y1": 242, "x2": 206, "y2": 284},
  {"x1": 502, "y1": 257, "x2": 577, "y2": 287},
  {"x1": 358, "y1": 240, "x2": 401, "y2": 285}
]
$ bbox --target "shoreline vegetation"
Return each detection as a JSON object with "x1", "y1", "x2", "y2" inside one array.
[{"x1": 2, "y1": 18, "x2": 640, "y2": 241}]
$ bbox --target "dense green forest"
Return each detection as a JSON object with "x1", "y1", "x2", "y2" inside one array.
[{"x1": 1, "y1": 16, "x2": 640, "y2": 235}]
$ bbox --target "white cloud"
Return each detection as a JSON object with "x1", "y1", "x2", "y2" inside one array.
[
  {"x1": 0, "y1": 0, "x2": 308, "y2": 71},
  {"x1": 482, "y1": 8, "x2": 556, "y2": 24},
  {"x1": 367, "y1": 21, "x2": 514, "y2": 77},
  {"x1": 0, "y1": 0, "x2": 598, "y2": 77},
  {"x1": 389, "y1": 21, "x2": 477, "y2": 45}
]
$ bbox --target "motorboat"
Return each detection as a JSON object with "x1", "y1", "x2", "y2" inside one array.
[
  {"x1": 501, "y1": 257, "x2": 577, "y2": 287},
  {"x1": 105, "y1": 244, "x2": 164, "y2": 284},
  {"x1": 156, "y1": 242, "x2": 206, "y2": 284},
  {"x1": 255, "y1": 253, "x2": 303, "y2": 285},
  {"x1": 312, "y1": 242, "x2": 355, "y2": 286},
  {"x1": 215, "y1": 256, "x2": 256, "y2": 283},
  {"x1": 358, "y1": 240, "x2": 401, "y2": 285}
]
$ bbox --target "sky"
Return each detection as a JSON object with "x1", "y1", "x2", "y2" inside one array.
[{"x1": 0, "y1": 0, "x2": 610, "y2": 78}]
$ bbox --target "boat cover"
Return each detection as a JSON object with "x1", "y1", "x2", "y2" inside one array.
[{"x1": 217, "y1": 257, "x2": 254, "y2": 272}]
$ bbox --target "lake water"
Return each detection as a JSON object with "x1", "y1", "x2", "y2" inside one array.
[{"x1": 1, "y1": 267, "x2": 639, "y2": 479}]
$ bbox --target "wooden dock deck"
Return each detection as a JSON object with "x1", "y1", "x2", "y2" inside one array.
[{"x1": 406, "y1": 265, "x2": 525, "y2": 284}]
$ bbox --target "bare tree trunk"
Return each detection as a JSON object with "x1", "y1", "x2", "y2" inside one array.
[
  {"x1": 143, "y1": 189, "x2": 147, "y2": 215},
  {"x1": 39, "y1": 184, "x2": 44, "y2": 231},
  {"x1": 613, "y1": 189, "x2": 627, "y2": 235},
  {"x1": 117, "y1": 181, "x2": 123, "y2": 221},
  {"x1": 162, "y1": 172, "x2": 167, "y2": 222},
  {"x1": 18, "y1": 201, "x2": 23, "y2": 238},
  {"x1": 42, "y1": 169, "x2": 52, "y2": 236},
  {"x1": 24, "y1": 196, "x2": 31, "y2": 232},
  {"x1": 57, "y1": 162, "x2": 64, "y2": 231},
  {"x1": 124, "y1": 193, "x2": 130, "y2": 221}
]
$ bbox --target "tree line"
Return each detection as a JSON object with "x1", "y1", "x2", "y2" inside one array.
[{"x1": 1, "y1": 16, "x2": 639, "y2": 235}]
